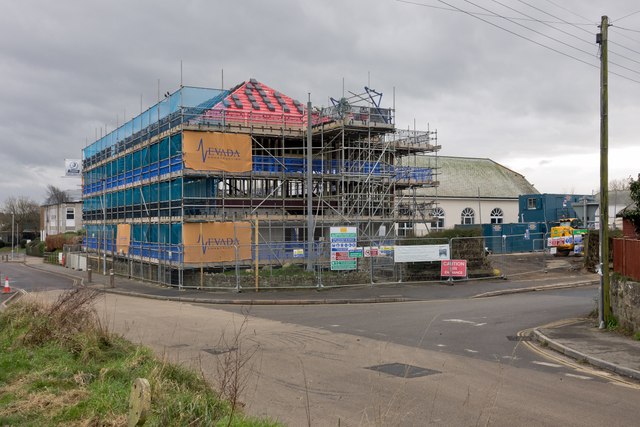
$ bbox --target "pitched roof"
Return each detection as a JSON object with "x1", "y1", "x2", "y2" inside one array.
[
  {"x1": 404, "y1": 156, "x2": 538, "y2": 198},
  {"x1": 203, "y1": 78, "x2": 305, "y2": 125},
  {"x1": 594, "y1": 189, "x2": 633, "y2": 208}
]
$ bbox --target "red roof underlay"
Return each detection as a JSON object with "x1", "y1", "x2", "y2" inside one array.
[{"x1": 204, "y1": 79, "x2": 307, "y2": 127}]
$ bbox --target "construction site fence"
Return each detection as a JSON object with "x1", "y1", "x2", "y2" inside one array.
[
  {"x1": 72, "y1": 232, "x2": 559, "y2": 290},
  {"x1": 0, "y1": 252, "x2": 26, "y2": 262}
]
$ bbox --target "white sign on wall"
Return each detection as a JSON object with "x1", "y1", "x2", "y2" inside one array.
[{"x1": 394, "y1": 244, "x2": 450, "y2": 263}]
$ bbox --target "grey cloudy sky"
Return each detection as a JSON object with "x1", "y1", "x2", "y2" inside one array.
[{"x1": 1, "y1": 0, "x2": 639, "y2": 204}]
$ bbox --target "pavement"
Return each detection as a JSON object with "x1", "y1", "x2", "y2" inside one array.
[{"x1": 6, "y1": 255, "x2": 640, "y2": 382}]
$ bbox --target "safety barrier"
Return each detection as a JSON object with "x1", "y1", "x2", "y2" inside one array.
[{"x1": 82, "y1": 230, "x2": 564, "y2": 289}]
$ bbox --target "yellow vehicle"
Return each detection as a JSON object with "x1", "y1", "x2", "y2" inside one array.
[{"x1": 549, "y1": 218, "x2": 586, "y2": 256}]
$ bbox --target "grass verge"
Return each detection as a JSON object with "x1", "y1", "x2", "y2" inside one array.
[{"x1": 0, "y1": 289, "x2": 279, "y2": 426}]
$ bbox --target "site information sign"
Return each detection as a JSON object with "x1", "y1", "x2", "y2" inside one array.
[
  {"x1": 440, "y1": 260, "x2": 467, "y2": 278},
  {"x1": 330, "y1": 226, "x2": 357, "y2": 271}
]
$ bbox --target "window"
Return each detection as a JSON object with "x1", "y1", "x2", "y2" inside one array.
[
  {"x1": 490, "y1": 208, "x2": 504, "y2": 224},
  {"x1": 461, "y1": 208, "x2": 475, "y2": 225},
  {"x1": 397, "y1": 222, "x2": 413, "y2": 237},
  {"x1": 66, "y1": 208, "x2": 75, "y2": 220},
  {"x1": 432, "y1": 207, "x2": 445, "y2": 230},
  {"x1": 527, "y1": 198, "x2": 537, "y2": 209}
]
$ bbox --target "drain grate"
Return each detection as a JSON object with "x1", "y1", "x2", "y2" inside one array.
[
  {"x1": 366, "y1": 363, "x2": 440, "y2": 378},
  {"x1": 202, "y1": 347, "x2": 237, "y2": 356},
  {"x1": 168, "y1": 343, "x2": 189, "y2": 348},
  {"x1": 506, "y1": 335, "x2": 532, "y2": 342}
]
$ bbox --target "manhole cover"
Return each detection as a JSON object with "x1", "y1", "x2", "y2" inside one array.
[
  {"x1": 366, "y1": 363, "x2": 440, "y2": 378},
  {"x1": 506, "y1": 335, "x2": 532, "y2": 342},
  {"x1": 203, "y1": 347, "x2": 237, "y2": 356}
]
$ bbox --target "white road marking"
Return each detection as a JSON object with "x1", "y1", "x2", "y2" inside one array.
[
  {"x1": 436, "y1": 344, "x2": 446, "y2": 347},
  {"x1": 443, "y1": 319, "x2": 476, "y2": 324},
  {"x1": 443, "y1": 319, "x2": 486, "y2": 327},
  {"x1": 532, "y1": 361, "x2": 564, "y2": 368},
  {"x1": 565, "y1": 373, "x2": 592, "y2": 380},
  {"x1": 465, "y1": 349, "x2": 479, "y2": 353},
  {"x1": 502, "y1": 355, "x2": 519, "y2": 360},
  {"x1": 329, "y1": 325, "x2": 340, "y2": 328}
]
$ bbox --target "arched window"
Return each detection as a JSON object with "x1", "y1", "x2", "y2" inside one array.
[
  {"x1": 461, "y1": 207, "x2": 475, "y2": 225},
  {"x1": 432, "y1": 207, "x2": 445, "y2": 229},
  {"x1": 490, "y1": 207, "x2": 504, "y2": 224}
]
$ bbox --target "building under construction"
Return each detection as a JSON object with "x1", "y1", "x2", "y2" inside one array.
[{"x1": 82, "y1": 78, "x2": 439, "y2": 287}]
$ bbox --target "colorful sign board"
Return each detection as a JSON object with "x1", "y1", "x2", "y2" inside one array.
[
  {"x1": 548, "y1": 236, "x2": 573, "y2": 247},
  {"x1": 183, "y1": 222, "x2": 251, "y2": 263},
  {"x1": 293, "y1": 248, "x2": 305, "y2": 258},
  {"x1": 183, "y1": 131, "x2": 252, "y2": 172},
  {"x1": 330, "y1": 226, "x2": 357, "y2": 271},
  {"x1": 349, "y1": 248, "x2": 364, "y2": 258},
  {"x1": 363, "y1": 247, "x2": 379, "y2": 257},
  {"x1": 440, "y1": 260, "x2": 467, "y2": 278}
]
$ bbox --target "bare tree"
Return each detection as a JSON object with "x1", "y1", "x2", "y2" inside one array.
[
  {"x1": 45, "y1": 185, "x2": 70, "y2": 204},
  {"x1": 2, "y1": 196, "x2": 40, "y2": 245},
  {"x1": 45, "y1": 185, "x2": 71, "y2": 234},
  {"x1": 609, "y1": 177, "x2": 631, "y2": 191}
]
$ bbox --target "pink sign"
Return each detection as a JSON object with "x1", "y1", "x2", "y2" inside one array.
[{"x1": 441, "y1": 260, "x2": 467, "y2": 277}]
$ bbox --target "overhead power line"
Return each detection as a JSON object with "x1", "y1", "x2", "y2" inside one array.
[
  {"x1": 492, "y1": 0, "x2": 596, "y2": 48},
  {"x1": 395, "y1": 0, "x2": 592, "y2": 25},
  {"x1": 457, "y1": 0, "x2": 599, "y2": 60},
  {"x1": 396, "y1": 0, "x2": 640, "y2": 85},
  {"x1": 541, "y1": 0, "x2": 593, "y2": 24},
  {"x1": 518, "y1": 0, "x2": 640, "y2": 58},
  {"x1": 613, "y1": 25, "x2": 640, "y2": 34},
  {"x1": 513, "y1": 0, "x2": 640, "y2": 67},
  {"x1": 613, "y1": 10, "x2": 640, "y2": 23},
  {"x1": 397, "y1": 0, "x2": 640, "y2": 62}
]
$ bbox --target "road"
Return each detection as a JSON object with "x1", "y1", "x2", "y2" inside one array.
[
  {"x1": 4, "y1": 263, "x2": 639, "y2": 426},
  {"x1": 0, "y1": 261, "x2": 76, "y2": 296}
]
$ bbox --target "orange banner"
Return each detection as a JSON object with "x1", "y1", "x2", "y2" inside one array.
[
  {"x1": 116, "y1": 224, "x2": 131, "y2": 255},
  {"x1": 183, "y1": 222, "x2": 252, "y2": 263},
  {"x1": 183, "y1": 131, "x2": 252, "y2": 172}
]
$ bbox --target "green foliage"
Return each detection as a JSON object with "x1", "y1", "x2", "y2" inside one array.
[
  {"x1": 0, "y1": 289, "x2": 281, "y2": 426},
  {"x1": 622, "y1": 174, "x2": 640, "y2": 234},
  {"x1": 398, "y1": 226, "x2": 481, "y2": 246},
  {"x1": 25, "y1": 240, "x2": 45, "y2": 257}
]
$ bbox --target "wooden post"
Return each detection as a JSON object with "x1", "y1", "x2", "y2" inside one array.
[{"x1": 255, "y1": 217, "x2": 259, "y2": 292}]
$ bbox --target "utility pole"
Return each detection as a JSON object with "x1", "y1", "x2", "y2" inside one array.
[
  {"x1": 597, "y1": 15, "x2": 611, "y2": 328},
  {"x1": 306, "y1": 94, "x2": 314, "y2": 272},
  {"x1": 11, "y1": 213, "x2": 14, "y2": 260}
]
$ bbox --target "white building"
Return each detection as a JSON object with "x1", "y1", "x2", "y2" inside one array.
[
  {"x1": 398, "y1": 156, "x2": 538, "y2": 235},
  {"x1": 40, "y1": 190, "x2": 83, "y2": 239}
]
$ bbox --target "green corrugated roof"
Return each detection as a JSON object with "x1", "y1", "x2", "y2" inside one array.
[{"x1": 402, "y1": 156, "x2": 539, "y2": 198}]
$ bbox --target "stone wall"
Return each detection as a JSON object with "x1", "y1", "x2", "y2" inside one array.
[{"x1": 610, "y1": 275, "x2": 640, "y2": 332}]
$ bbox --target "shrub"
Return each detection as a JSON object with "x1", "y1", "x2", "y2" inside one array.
[{"x1": 45, "y1": 233, "x2": 83, "y2": 252}]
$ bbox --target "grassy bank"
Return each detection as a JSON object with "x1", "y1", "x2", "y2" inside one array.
[{"x1": 0, "y1": 289, "x2": 279, "y2": 426}]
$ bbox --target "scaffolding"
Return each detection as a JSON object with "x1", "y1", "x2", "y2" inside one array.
[{"x1": 81, "y1": 79, "x2": 440, "y2": 287}]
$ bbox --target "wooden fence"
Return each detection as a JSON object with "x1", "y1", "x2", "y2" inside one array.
[{"x1": 613, "y1": 238, "x2": 640, "y2": 281}]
